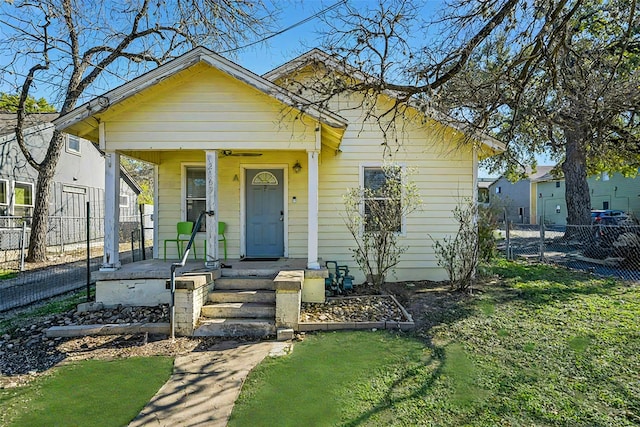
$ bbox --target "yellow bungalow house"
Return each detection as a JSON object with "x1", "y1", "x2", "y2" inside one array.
[{"x1": 53, "y1": 47, "x2": 503, "y2": 337}]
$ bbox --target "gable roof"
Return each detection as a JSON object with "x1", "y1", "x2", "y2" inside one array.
[
  {"x1": 263, "y1": 49, "x2": 506, "y2": 154},
  {"x1": 490, "y1": 165, "x2": 557, "y2": 185},
  {"x1": 477, "y1": 178, "x2": 497, "y2": 189},
  {"x1": 54, "y1": 46, "x2": 348, "y2": 138},
  {"x1": 527, "y1": 165, "x2": 557, "y2": 182}
]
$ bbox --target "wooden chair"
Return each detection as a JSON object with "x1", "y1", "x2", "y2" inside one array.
[{"x1": 163, "y1": 221, "x2": 195, "y2": 260}]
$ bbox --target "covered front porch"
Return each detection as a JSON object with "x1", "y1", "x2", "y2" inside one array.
[{"x1": 100, "y1": 147, "x2": 328, "y2": 273}]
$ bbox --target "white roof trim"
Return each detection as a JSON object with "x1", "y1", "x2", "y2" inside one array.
[{"x1": 54, "y1": 46, "x2": 348, "y2": 132}]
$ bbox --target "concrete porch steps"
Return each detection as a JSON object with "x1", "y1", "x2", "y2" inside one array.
[
  {"x1": 201, "y1": 302, "x2": 275, "y2": 318},
  {"x1": 195, "y1": 274, "x2": 276, "y2": 338},
  {"x1": 213, "y1": 277, "x2": 275, "y2": 291},
  {"x1": 193, "y1": 318, "x2": 276, "y2": 337},
  {"x1": 209, "y1": 289, "x2": 276, "y2": 304}
]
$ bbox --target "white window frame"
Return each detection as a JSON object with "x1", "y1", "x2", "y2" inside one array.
[
  {"x1": 360, "y1": 163, "x2": 407, "y2": 236},
  {"x1": 13, "y1": 180, "x2": 34, "y2": 217},
  {"x1": 119, "y1": 193, "x2": 130, "y2": 208},
  {"x1": 66, "y1": 134, "x2": 81, "y2": 155},
  {"x1": 182, "y1": 163, "x2": 206, "y2": 232}
]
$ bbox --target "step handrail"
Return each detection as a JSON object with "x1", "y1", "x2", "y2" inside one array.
[{"x1": 169, "y1": 210, "x2": 207, "y2": 340}]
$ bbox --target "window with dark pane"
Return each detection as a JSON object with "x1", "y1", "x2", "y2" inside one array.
[
  {"x1": 0, "y1": 180, "x2": 7, "y2": 216},
  {"x1": 363, "y1": 167, "x2": 402, "y2": 232},
  {"x1": 186, "y1": 167, "x2": 206, "y2": 231}
]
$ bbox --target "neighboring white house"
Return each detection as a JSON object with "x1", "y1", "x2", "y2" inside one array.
[{"x1": 54, "y1": 47, "x2": 504, "y2": 283}]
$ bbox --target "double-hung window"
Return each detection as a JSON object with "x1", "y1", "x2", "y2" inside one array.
[
  {"x1": 363, "y1": 166, "x2": 402, "y2": 233},
  {"x1": 185, "y1": 166, "x2": 206, "y2": 231},
  {"x1": 13, "y1": 181, "x2": 34, "y2": 218}
]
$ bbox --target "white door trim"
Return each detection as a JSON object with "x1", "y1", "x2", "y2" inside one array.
[{"x1": 240, "y1": 164, "x2": 289, "y2": 258}]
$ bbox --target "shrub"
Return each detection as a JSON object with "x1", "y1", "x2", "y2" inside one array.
[
  {"x1": 432, "y1": 199, "x2": 478, "y2": 292},
  {"x1": 342, "y1": 164, "x2": 422, "y2": 290}
]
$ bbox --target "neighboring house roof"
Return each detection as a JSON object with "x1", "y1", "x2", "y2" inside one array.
[
  {"x1": 477, "y1": 178, "x2": 496, "y2": 189},
  {"x1": 119, "y1": 167, "x2": 142, "y2": 195},
  {"x1": 0, "y1": 113, "x2": 141, "y2": 194},
  {"x1": 54, "y1": 46, "x2": 348, "y2": 140},
  {"x1": 263, "y1": 48, "x2": 506, "y2": 155},
  {"x1": 0, "y1": 112, "x2": 59, "y2": 137},
  {"x1": 530, "y1": 166, "x2": 562, "y2": 183},
  {"x1": 527, "y1": 165, "x2": 556, "y2": 181},
  {"x1": 491, "y1": 165, "x2": 557, "y2": 185}
]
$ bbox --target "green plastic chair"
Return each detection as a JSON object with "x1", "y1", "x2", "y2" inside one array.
[
  {"x1": 218, "y1": 221, "x2": 227, "y2": 260},
  {"x1": 163, "y1": 221, "x2": 195, "y2": 260}
]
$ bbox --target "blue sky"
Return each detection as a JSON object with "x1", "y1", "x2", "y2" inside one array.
[{"x1": 234, "y1": 0, "x2": 439, "y2": 74}]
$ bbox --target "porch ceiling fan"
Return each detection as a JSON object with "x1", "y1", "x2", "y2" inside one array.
[{"x1": 220, "y1": 150, "x2": 262, "y2": 157}]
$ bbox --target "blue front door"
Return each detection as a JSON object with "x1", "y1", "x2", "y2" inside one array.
[{"x1": 246, "y1": 169, "x2": 284, "y2": 258}]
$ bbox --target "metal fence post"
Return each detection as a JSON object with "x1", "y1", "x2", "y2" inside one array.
[
  {"x1": 139, "y1": 204, "x2": 146, "y2": 260},
  {"x1": 86, "y1": 201, "x2": 91, "y2": 302},
  {"x1": 131, "y1": 230, "x2": 136, "y2": 262},
  {"x1": 59, "y1": 215, "x2": 64, "y2": 254},
  {"x1": 539, "y1": 216, "x2": 545, "y2": 260},
  {"x1": 19, "y1": 220, "x2": 27, "y2": 271},
  {"x1": 505, "y1": 211, "x2": 511, "y2": 260}
]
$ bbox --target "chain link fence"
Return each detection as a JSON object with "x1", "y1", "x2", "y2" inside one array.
[
  {"x1": 0, "y1": 207, "x2": 154, "y2": 312},
  {"x1": 499, "y1": 222, "x2": 640, "y2": 281}
]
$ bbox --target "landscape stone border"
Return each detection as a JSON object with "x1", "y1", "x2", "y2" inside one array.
[{"x1": 46, "y1": 322, "x2": 170, "y2": 338}]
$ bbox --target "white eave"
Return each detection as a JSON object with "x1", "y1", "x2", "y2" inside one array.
[{"x1": 53, "y1": 46, "x2": 348, "y2": 133}]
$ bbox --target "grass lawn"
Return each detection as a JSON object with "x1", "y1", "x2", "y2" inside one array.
[
  {"x1": 0, "y1": 269, "x2": 17, "y2": 280},
  {"x1": 230, "y1": 260, "x2": 640, "y2": 426},
  {"x1": 0, "y1": 357, "x2": 173, "y2": 427}
]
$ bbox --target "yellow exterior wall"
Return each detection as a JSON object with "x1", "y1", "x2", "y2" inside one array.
[
  {"x1": 158, "y1": 150, "x2": 309, "y2": 259},
  {"x1": 101, "y1": 63, "x2": 317, "y2": 151},
  {"x1": 271, "y1": 68, "x2": 477, "y2": 281},
  {"x1": 317, "y1": 108, "x2": 472, "y2": 282}
]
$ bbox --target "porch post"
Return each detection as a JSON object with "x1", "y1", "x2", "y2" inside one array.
[
  {"x1": 102, "y1": 150, "x2": 121, "y2": 270},
  {"x1": 307, "y1": 149, "x2": 320, "y2": 269},
  {"x1": 205, "y1": 150, "x2": 219, "y2": 268}
]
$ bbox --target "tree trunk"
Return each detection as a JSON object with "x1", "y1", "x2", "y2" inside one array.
[
  {"x1": 562, "y1": 126, "x2": 592, "y2": 230},
  {"x1": 26, "y1": 131, "x2": 65, "y2": 262}
]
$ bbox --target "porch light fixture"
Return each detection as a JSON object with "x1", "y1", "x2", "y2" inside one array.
[{"x1": 293, "y1": 161, "x2": 302, "y2": 174}]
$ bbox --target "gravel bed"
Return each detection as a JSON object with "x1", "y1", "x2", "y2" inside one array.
[{"x1": 301, "y1": 296, "x2": 406, "y2": 322}]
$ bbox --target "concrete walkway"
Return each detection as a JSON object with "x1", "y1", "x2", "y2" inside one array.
[{"x1": 129, "y1": 340, "x2": 290, "y2": 427}]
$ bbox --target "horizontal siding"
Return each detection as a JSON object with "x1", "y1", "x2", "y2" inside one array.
[
  {"x1": 316, "y1": 93, "x2": 474, "y2": 282},
  {"x1": 104, "y1": 63, "x2": 317, "y2": 151}
]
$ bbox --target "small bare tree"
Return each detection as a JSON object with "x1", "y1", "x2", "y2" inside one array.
[
  {"x1": 432, "y1": 199, "x2": 479, "y2": 292},
  {"x1": 342, "y1": 164, "x2": 421, "y2": 290}
]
